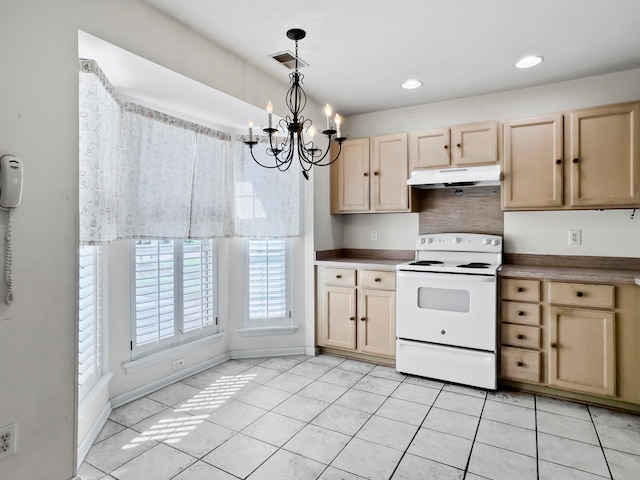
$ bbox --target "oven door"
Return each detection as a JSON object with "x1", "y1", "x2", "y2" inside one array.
[{"x1": 396, "y1": 270, "x2": 496, "y2": 351}]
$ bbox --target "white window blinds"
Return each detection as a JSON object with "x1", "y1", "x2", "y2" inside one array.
[
  {"x1": 78, "y1": 245, "x2": 103, "y2": 401},
  {"x1": 245, "y1": 238, "x2": 290, "y2": 327},
  {"x1": 132, "y1": 239, "x2": 218, "y2": 358}
]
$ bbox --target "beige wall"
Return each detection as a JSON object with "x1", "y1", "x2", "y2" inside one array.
[
  {"x1": 323, "y1": 68, "x2": 640, "y2": 257},
  {"x1": 0, "y1": 1, "x2": 315, "y2": 479}
]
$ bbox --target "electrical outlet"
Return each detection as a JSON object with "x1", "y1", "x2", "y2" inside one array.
[
  {"x1": 569, "y1": 229, "x2": 582, "y2": 246},
  {"x1": 370, "y1": 228, "x2": 378, "y2": 241},
  {"x1": 0, "y1": 423, "x2": 16, "y2": 461},
  {"x1": 172, "y1": 358, "x2": 185, "y2": 370}
]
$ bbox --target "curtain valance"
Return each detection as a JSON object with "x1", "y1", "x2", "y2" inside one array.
[{"x1": 79, "y1": 59, "x2": 299, "y2": 244}]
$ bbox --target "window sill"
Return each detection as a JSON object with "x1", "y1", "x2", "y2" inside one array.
[
  {"x1": 122, "y1": 332, "x2": 225, "y2": 374},
  {"x1": 238, "y1": 325, "x2": 299, "y2": 337}
]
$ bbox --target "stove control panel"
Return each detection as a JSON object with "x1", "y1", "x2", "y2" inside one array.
[{"x1": 416, "y1": 233, "x2": 502, "y2": 252}]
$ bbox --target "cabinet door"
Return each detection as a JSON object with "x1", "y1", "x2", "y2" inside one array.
[
  {"x1": 503, "y1": 115, "x2": 564, "y2": 209},
  {"x1": 408, "y1": 128, "x2": 451, "y2": 170},
  {"x1": 358, "y1": 289, "x2": 396, "y2": 357},
  {"x1": 330, "y1": 138, "x2": 370, "y2": 213},
  {"x1": 371, "y1": 133, "x2": 409, "y2": 211},
  {"x1": 548, "y1": 307, "x2": 616, "y2": 396},
  {"x1": 569, "y1": 102, "x2": 640, "y2": 207},
  {"x1": 322, "y1": 285, "x2": 357, "y2": 350},
  {"x1": 451, "y1": 121, "x2": 499, "y2": 166}
]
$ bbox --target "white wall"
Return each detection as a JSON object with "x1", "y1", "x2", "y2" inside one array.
[
  {"x1": 0, "y1": 2, "x2": 317, "y2": 479},
  {"x1": 336, "y1": 68, "x2": 640, "y2": 257}
]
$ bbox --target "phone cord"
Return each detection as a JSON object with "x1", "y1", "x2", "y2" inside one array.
[{"x1": 4, "y1": 208, "x2": 13, "y2": 305}]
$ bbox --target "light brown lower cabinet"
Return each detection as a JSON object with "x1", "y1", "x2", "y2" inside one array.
[
  {"x1": 547, "y1": 307, "x2": 616, "y2": 396},
  {"x1": 500, "y1": 277, "x2": 640, "y2": 407},
  {"x1": 318, "y1": 267, "x2": 396, "y2": 359}
]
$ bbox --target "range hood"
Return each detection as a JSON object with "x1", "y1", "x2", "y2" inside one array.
[{"x1": 407, "y1": 164, "x2": 501, "y2": 189}]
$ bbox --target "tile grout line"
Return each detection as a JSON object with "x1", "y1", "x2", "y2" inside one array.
[
  {"x1": 386, "y1": 379, "x2": 443, "y2": 479},
  {"x1": 534, "y1": 394, "x2": 540, "y2": 480},
  {"x1": 461, "y1": 391, "x2": 487, "y2": 478},
  {"x1": 587, "y1": 406, "x2": 615, "y2": 480}
]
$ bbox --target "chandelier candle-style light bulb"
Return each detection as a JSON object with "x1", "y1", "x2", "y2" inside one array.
[
  {"x1": 243, "y1": 28, "x2": 346, "y2": 180},
  {"x1": 324, "y1": 104, "x2": 332, "y2": 130},
  {"x1": 248, "y1": 119, "x2": 254, "y2": 142},
  {"x1": 266, "y1": 101, "x2": 273, "y2": 128},
  {"x1": 334, "y1": 114, "x2": 342, "y2": 137}
]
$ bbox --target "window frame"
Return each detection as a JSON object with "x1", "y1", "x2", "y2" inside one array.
[
  {"x1": 243, "y1": 237, "x2": 292, "y2": 329},
  {"x1": 130, "y1": 239, "x2": 219, "y2": 360}
]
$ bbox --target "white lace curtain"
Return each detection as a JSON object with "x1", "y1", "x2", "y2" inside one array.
[{"x1": 79, "y1": 59, "x2": 299, "y2": 244}]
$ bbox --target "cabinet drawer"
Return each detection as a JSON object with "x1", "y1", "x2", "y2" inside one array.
[
  {"x1": 501, "y1": 279, "x2": 540, "y2": 302},
  {"x1": 500, "y1": 347, "x2": 541, "y2": 383},
  {"x1": 360, "y1": 270, "x2": 396, "y2": 290},
  {"x1": 548, "y1": 282, "x2": 615, "y2": 309},
  {"x1": 324, "y1": 268, "x2": 356, "y2": 287},
  {"x1": 501, "y1": 324, "x2": 540, "y2": 350},
  {"x1": 501, "y1": 301, "x2": 540, "y2": 326}
]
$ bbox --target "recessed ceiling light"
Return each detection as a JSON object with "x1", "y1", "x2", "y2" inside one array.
[
  {"x1": 516, "y1": 55, "x2": 544, "y2": 69},
  {"x1": 401, "y1": 79, "x2": 423, "y2": 90}
]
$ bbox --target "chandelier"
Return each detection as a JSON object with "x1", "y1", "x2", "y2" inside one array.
[{"x1": 244, "y1": 28, "x2": 346, "y2": 180}]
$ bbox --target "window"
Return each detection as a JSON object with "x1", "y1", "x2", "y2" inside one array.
[
  {"x1": 78, "y1": 245, "x2": 103, "y2": 401},
  {"x1": 244, "y1": 238, "x2": 291, "y2": 328},
  {"x1": 131, "y1": 239, "x2": 218, "y2": 359}
]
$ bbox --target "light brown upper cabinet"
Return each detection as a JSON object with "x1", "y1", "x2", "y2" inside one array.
[
  {"x1": 331, "y1": 138, "x2": 370, "y2": 213},
  {"x1": 569, "y1": 102, "x2": 640, "y2": 208},
  {"x1": 503, "y1": 114, "x2": 564, "y2": 209},
  {"x1": 503, "y1": 102, "x2": 640, "y2": 210},
  {"x1": 331, "y1": 134, "x2": 415, "y2": 214},
  {"x1": 409, "y1": 121, "x2": 499, "y2": 170}
]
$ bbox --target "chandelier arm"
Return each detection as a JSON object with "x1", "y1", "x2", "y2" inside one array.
[{"x1": 246, "y1": 145, "x2": 285, "y2": 169}]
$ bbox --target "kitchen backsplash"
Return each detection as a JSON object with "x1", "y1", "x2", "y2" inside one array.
[{"x1": 418, "y1": 186, "x2": 503, "y2": 236}]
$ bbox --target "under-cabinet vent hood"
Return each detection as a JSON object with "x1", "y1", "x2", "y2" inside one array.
[{"x1": 407, "y1": 164, "x2": 501, "y2": 189}]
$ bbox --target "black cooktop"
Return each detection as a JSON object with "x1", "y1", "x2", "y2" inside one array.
[
  {"x1": 409, "y1": 260, "x2": 444, "y2": 266},
  {"x1": 456, "y1": 262, "x2": 491, "y2": 269}
]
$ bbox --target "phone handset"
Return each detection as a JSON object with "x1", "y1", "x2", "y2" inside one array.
[
  {"x1": 0, "y1": 154, "x2": 22, "y2": 305},
  {"x1": 0, "y1": 155, "x2": 23, "y2": 208}
]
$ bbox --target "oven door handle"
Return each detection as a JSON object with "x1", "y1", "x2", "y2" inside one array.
[{"x1": 397, "y1": 271, "x2": 496, "y2": 283}]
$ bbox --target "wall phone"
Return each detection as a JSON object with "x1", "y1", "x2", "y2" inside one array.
[
  {"x1": 0, "y1": 154, "x2": 22, "y2": 305},
  {"x1": 0, "y1": 154, "x2": 23, "y2": 208}
]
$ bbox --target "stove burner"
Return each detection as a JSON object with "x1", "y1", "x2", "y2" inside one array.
[
  {"x1": 457, "y1": 262, "x2": 491, "y2": 269},
  {"x1": 410, "y1": 260, "x2": 444, "y2": 266}
]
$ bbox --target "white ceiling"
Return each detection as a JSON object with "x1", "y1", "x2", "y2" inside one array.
[{"x1": 142, "y1": 0, "x2": 640, "y2": 117}]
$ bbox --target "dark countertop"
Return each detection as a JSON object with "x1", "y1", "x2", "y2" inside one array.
[
  {"x1": 499, "y1": 264, "x2": 640, "y2": 285},
  {"x1": 315, "y1": 249, "x2": 413, "y2": 272}
]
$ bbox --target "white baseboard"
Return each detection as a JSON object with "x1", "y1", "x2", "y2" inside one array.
[
  {"x1": 77, "y1": 400, "x2": 112, "y2": 469},
  {"x1": 305, "y1": 346, "x2": 320, "y2": 356},
  {"x1": 110, "y1": 352, "x2": 231, "y2": 409},
  {"x1": 230, "y1": 346, "x2": 307, "y2": 360}
]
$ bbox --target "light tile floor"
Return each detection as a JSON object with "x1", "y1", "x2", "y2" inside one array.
[{"x1": 80, "y1": 354, "x2": 640, "y2": 480}]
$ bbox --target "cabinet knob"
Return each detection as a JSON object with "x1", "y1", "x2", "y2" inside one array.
[
  {"x1": 550, "y1": 342, "x2": 557, "y2": 348},
  {"x1": 517, "y1": 361, "x2": 524, "y2": 367},
  {"x1": 349, "y1": 316, "x2": 355, "y2": 321},
  {"x1": 556, "y1": 159, "x2": 562, "y2": 165},
  {"x1": 456, "y1": 143, "x2": 462, "y2": 148},
  {"x1": 363, "y1": 172, "x2": 369, "y2": 176},
  {"x1": 517, "y1": 287, "x2": 524, "y2": 293},
  {"x1": 576, "y1": 291, "x2": 584, "y2": 297},
  {"x1": 444, "y1": 145, "x2": 449, "y2": 150},
  {"x1": 336, "y1": 274, "x2": 342, "y2": 279},
  {"x1": 517, "y1": 311, "x2": 525, "y2": 316},
  {"x1": 360, "y1": 317, "x2": 366, "y2": 322},
  {"x1": 374, "y1": 277, "x2": 381, "y2": 282},
  {"x1": 573, "y1": 158, "x2": 579, "y2": 164},
  {"x1": 374, "y1": 171, "x2": 379, "y2": 176},
  {"x1": 517, "y1": 334, "x2": 525, "y2": 340}
]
